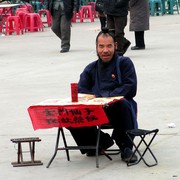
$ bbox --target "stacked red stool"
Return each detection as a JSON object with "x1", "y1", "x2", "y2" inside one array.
[
  {"x1": 20, "y1": 4, "x2": 34, "y2": 13},
  {"x1": 5, "y1": 16, "x2": 24, "y2": 35},
  {"x1": 16, "y1": 11, "x2": 29, "y2": 30},
  {"x1": 80, "y1": 5, "x2": 94, "y2": 23},
  {"x1": 38, "y1": 9, "x2": 52, "y2": 27},
  {"x1": 71, "y1": 11, "x2": 82, "y2": 23},
  {"x1": 88, "y1": 2, "x2": 97, "y2": 18},
  {"x1": 24, "y1": 13, "x2": 44, "y2": 32},
  {"x1": 16, "y1": 8, "x2": 29, "y2": 13},
  {"x1": 0, "y1": 8, "x2": 14, "y2": 33}
]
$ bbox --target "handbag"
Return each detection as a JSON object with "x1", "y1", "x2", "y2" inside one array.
[{"x1": 95, "y1": 0, "x2": 104, "y2": 13}]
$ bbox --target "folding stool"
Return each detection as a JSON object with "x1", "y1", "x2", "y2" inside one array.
[
  {"x1": 11, "y1": 137, "x2": 43, "y2": 167},
  {"x1": 126, "y1": 128, "x2": 159, "y2": 167}
]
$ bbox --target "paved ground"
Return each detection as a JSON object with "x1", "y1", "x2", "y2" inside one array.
[{"x1": 0, "y1": 13, "x2": 180, "y2": 180}]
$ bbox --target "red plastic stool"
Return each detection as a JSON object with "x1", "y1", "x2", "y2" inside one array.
[
  {"x1": 16, "y1": 8, "x2": 29, "y2": 13},
  {"x1": 24, "y1": 13, "x2": 44, "y2": 32},
  {"x1": 80, "y1": 5, "x2": 94, "y2": 23},
  {"x1": 5, "y1": 16, "x2": 24, "y2": 35},
  {"x1": 20, "y1": 4, "x2": 34, "y2": 13},
  {"x1": 88, "y1": 2, "x2": 97, "y2": 18},
  {"x1": 38, "y1": 9, "x2": 52, "y2": 27},
  {"x1": 0, "y1": 9, "x2": 11, "y2": 33},
  {"x1": 71, "y1": 11, "x2": 82, "y2": 23},
  {"x1": 16, "y1": 11, "x2": 28, "y2": 30}
]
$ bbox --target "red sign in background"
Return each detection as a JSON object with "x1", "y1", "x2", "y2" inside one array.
[{"x1": 28, "y1": 105, "x2": 109, "y2": 130}]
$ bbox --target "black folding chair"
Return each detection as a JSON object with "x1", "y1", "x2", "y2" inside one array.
[{"x1": 126, "y1": 128, "x2": 159, "y2": 167}]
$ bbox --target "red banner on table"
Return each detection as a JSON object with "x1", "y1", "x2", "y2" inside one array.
[{"x1": 28, "y1": 104, "x2": 109, "y2": 130}]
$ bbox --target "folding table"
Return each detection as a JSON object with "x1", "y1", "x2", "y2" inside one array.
[{"x1": 28, "y1": 97, "x2": 123, "y2": 168}]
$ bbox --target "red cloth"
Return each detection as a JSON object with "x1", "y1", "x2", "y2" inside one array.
[{"x1": 28, "y1": 104, "x2": 109, "y2": 130}]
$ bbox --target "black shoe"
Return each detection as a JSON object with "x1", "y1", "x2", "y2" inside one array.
[
  {"x1": 131, "y1": 46, "x2": 145, "y2": 50},
  {"x1": 60, "y1": 49, "x2": 69, "y2": 53},
  {"x1": 121, "y1": 147, "x2": 138, "y2": 163},
  {"x1": 123, "y1": 40, "x2": 131, "y2": 54}
]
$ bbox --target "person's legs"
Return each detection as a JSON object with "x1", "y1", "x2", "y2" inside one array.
[
  {"x1": 113, "y1": 16, "x2": 130, "y2": 55},
  {"x1": 99, "y1": 16, "x2": 107, "y2": 29},
  {"x1": 68, "y1": 127, "x2": 98, "y2": 154},
  {"x1": 68, "y1": 126, "x2": 114, "y2": 154},
  {"x1": 60, "y1": 14, "x2": 71, "y2": 51},
  {"x1": 135, "y1": 31, "x2": 145, "y2": 48},
  {"x1": 106, "y1": 15, "x2": 115, "y2": 31},
  {"x1": 51, "y1": 8, "x2": 61, "y2": 39},
  {"x1": 104, "y1": 99, "x2": 137, "y2": 162},
  {"x1": 131, "y1": 31, "x2": 145, "y2": 50},
  {"x1": 51, "y1": 7, "x2": 71, "y2": 52},
  {"x1": 104, "y1": 99, "x2": 134, "y2": 151}
]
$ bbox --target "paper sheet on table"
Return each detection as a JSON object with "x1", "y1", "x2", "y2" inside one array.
[{"x1": 35, "y1": 95, "x2": 124, "y2": 106}]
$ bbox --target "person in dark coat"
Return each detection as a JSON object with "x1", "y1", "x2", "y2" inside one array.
[
  {"x1": 95, "y1": 0, "x2": 107, "y2": 29},
  {"x1": 68, "y1": 28, "x2": 138, "y2": 163},
  {"x1": 103, "y1": 0, "x2": 131, "y2": 56},
  {"x1": 44, "y1": 0, "x2": 79, "y2": 53},
  {"x1": 129, "y1": 0, "x2": 150, "y2": 50}
]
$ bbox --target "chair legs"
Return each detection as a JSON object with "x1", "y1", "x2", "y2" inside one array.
[{"x1": 126, "y1": 129, "x2": 159, "y2": 167}]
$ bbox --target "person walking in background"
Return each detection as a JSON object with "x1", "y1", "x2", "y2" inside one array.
[
  {"x1": 95, "y1": 0, "x2": 107, "y2": 29},
  {"x1": 103, "y1": 0, "x2": 131, "y2": 56},
  {"x1": 44, "y1": 0, "x2": 79, "y2": 53},
  {"x1": 129, "y1": 0, "x2": 150, "y2": 50}
]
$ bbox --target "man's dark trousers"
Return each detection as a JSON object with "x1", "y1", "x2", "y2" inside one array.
[{"x1": 68, "y1": 99, "x2": 135, "y2": 154}]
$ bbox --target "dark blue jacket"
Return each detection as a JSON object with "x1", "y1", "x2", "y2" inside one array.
[{"x1": 78, "y1": 55, "x2": 138, "y2": 128}]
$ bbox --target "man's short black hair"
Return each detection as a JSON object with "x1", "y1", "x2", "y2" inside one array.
[{"x1": 96, "y1": 27, "x2": 116, "y2": 43}]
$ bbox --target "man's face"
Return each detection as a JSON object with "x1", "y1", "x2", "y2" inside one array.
[{"x1": 96, "y1": 35, "x2": 117, "y2": 63}]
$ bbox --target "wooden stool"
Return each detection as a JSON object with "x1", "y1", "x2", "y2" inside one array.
[{"x1": 11, "y1": 137, "x2": 43, "y2": 167}]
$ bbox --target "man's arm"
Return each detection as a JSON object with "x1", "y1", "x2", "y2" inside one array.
[{"x1": 78, "y1": 62, "x2": 96, "y2": 95}]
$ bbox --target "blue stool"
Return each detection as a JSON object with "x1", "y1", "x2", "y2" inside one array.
[
  {"x1": 165, "y1": 0, "x2": 179, "y2": 14},
  {"x1": 149, "y1": 0, "x2": 164, "y2": 16}
]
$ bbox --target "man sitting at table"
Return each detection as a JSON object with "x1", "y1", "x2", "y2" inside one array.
[{"x1": 68, "y1": 28, "x2": 138, "y2": 163}]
